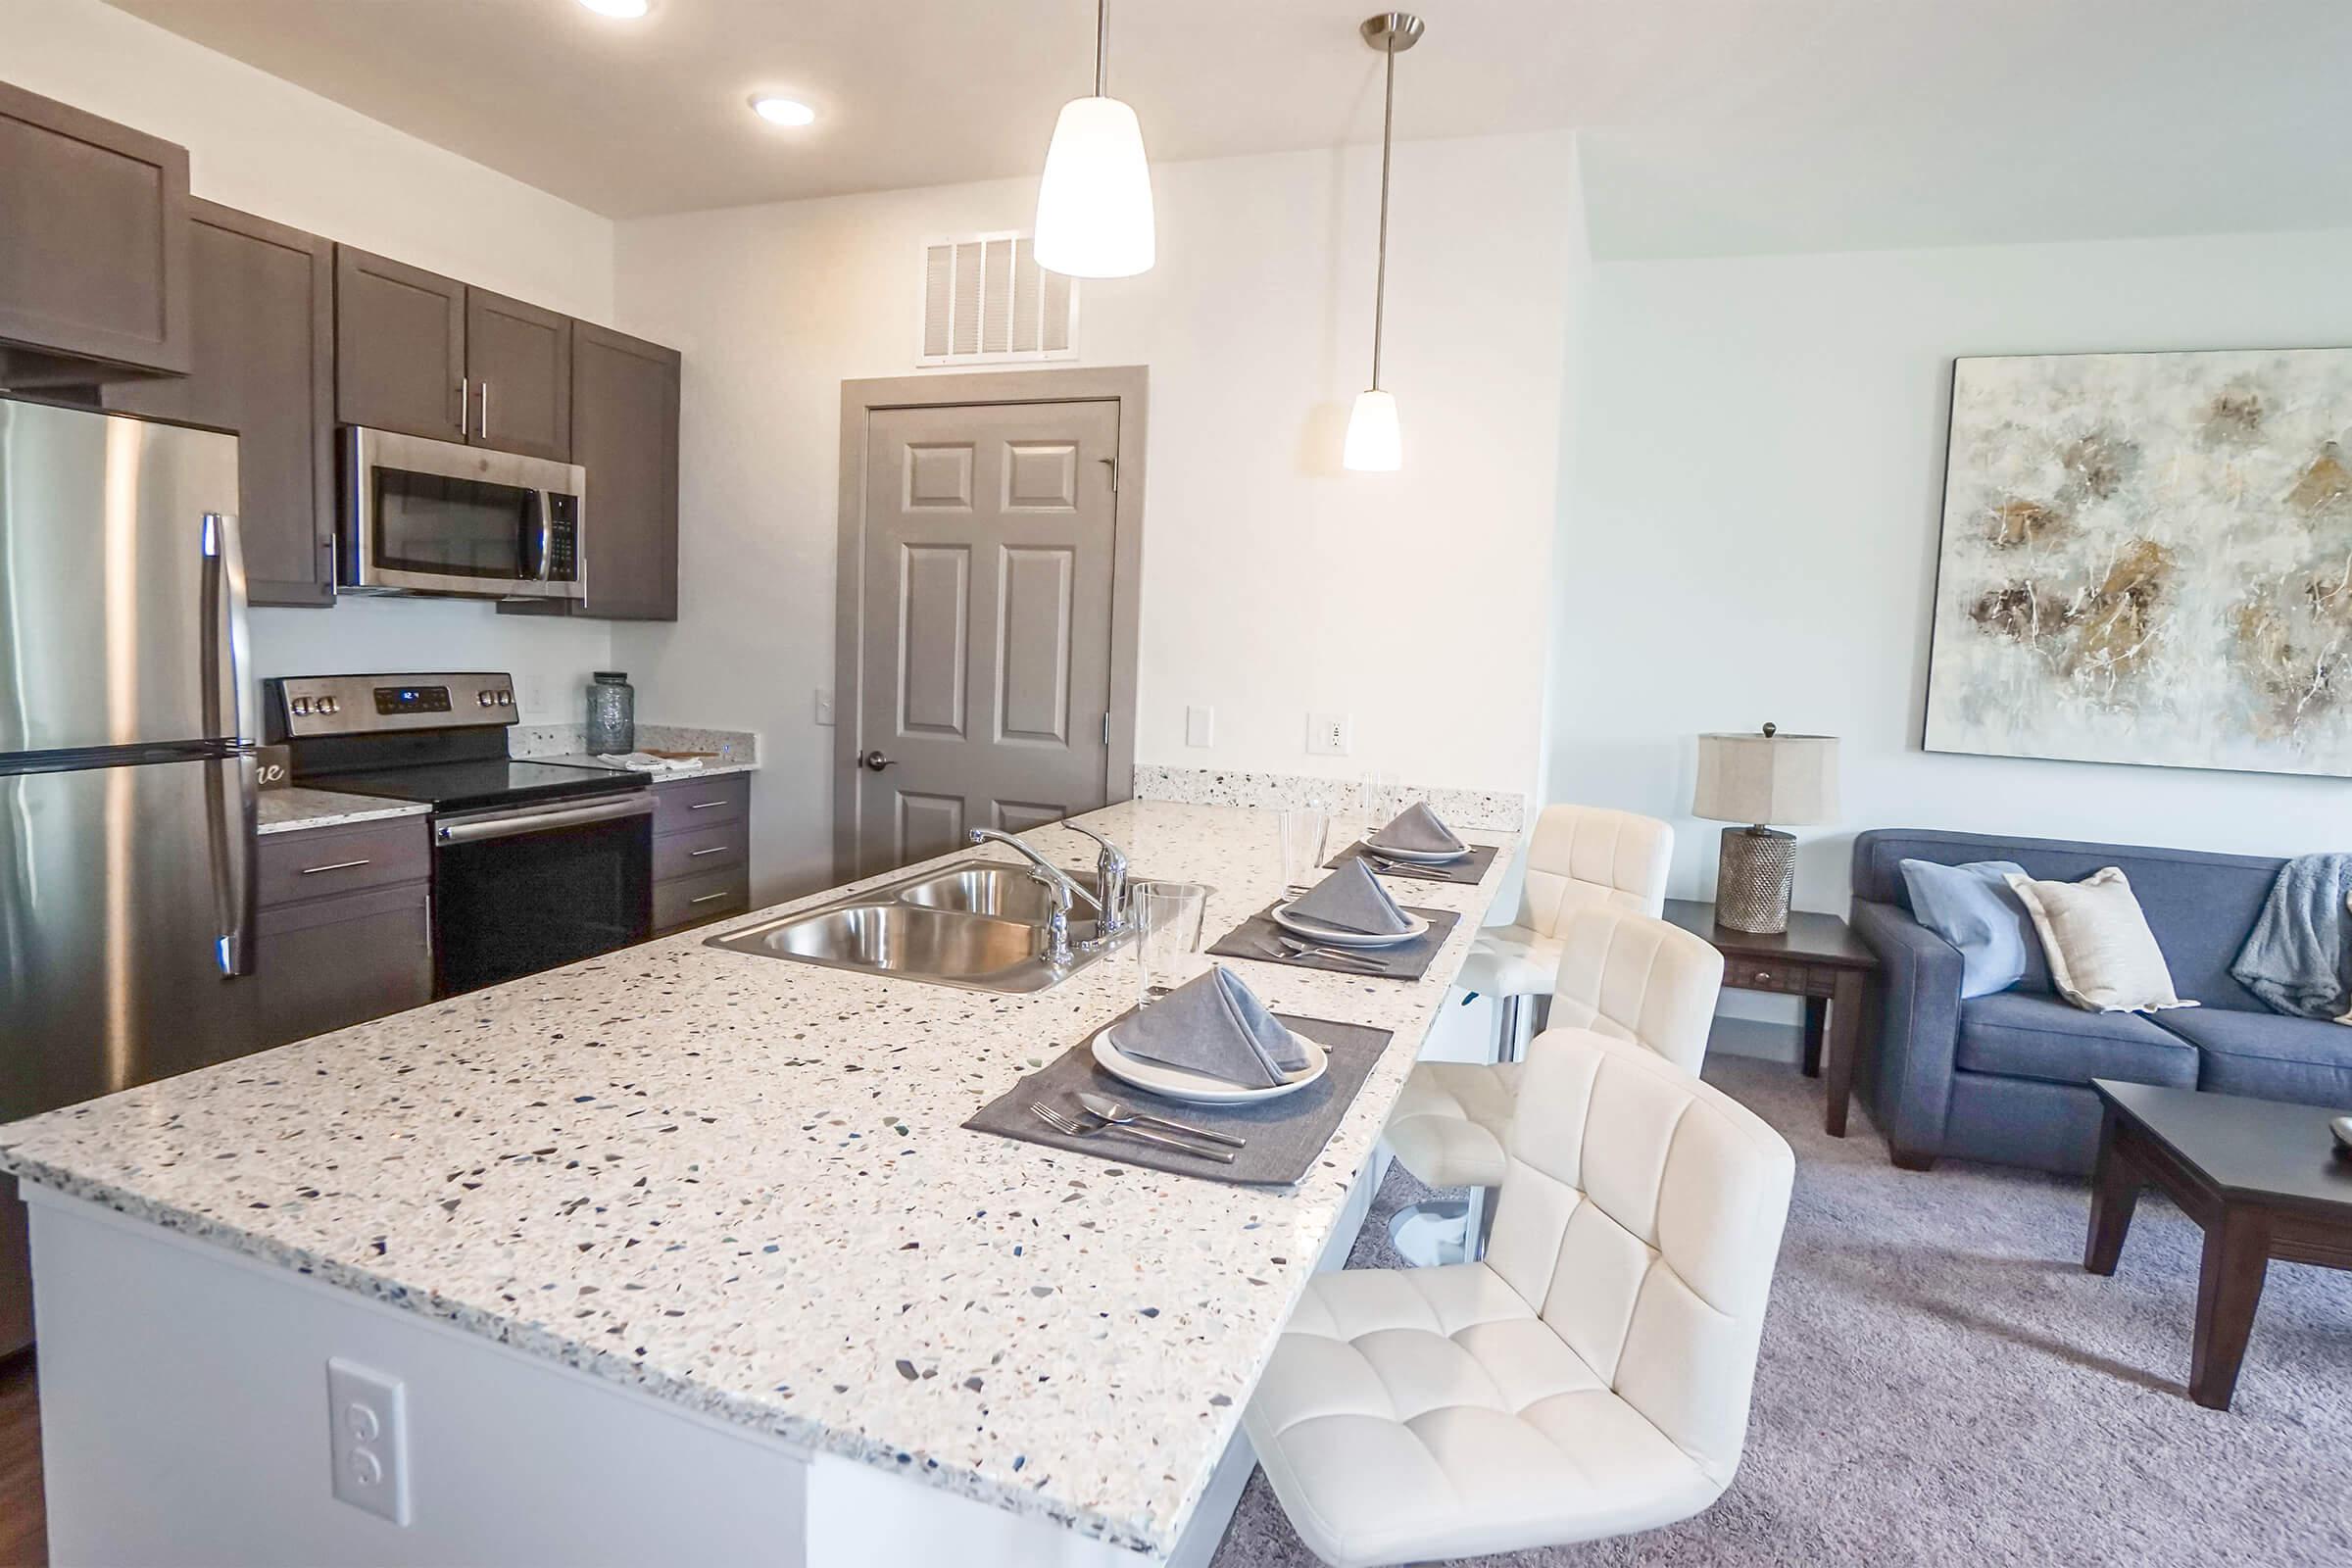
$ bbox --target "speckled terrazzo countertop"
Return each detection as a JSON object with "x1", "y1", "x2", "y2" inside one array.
[
  {"x1": 0, "y1": 800, "x2": 1515, "y2": 1557},
  {"x1": 256, "y1": 786, "x2": 432, "y2": 836}
]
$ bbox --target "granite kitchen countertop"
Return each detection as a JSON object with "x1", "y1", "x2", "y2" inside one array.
[
  {"x1": 536, "y1": 752, "x2": 760, "y2": 780},
  {"x1": 256, "y1": 786, "x2": 432, "y2": 836},
  {"x1": 0, "y1": 800, "x2": 1514, "y2": 1557}
]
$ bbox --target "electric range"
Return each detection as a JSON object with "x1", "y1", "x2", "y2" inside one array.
[{"x1": 266, "y1": 672, "x2": 654, "y2": 997}]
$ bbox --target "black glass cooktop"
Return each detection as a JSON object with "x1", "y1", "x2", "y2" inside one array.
[{"x1": 307, "y1": 759, "x2": 647, "y2": 813}]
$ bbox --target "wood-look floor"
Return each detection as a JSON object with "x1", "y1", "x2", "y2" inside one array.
[{"x1": 0, "y1": 1350, "x2": 44, "y2": 1567}]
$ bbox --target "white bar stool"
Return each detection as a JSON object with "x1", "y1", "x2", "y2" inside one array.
[{"x1": 1248, "y1": 1029, "x2": 1796, "y2": 1567}]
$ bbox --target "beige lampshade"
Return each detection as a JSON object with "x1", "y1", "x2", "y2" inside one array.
[{"x1": 1692, "y1": 728, "x2": 1840, "y2": 826}]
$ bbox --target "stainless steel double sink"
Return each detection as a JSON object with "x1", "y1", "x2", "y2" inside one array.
[{"x1": 704, "y1": 858, "x2": 1126, "y2": 994}]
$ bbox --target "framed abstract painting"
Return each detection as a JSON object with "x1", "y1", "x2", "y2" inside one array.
[{"x1": 1925, "y1": 347, "x2": 2352, "y2": 778}]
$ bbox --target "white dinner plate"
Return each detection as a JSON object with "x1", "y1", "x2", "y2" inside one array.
[
  {"x1": 1271, "y1": 901, "x2": 1431, "y2": 948},
  {"x1": 1093, "y1": 1024, "x2": 1328, "y2": 1104},
  {"x1": 1361, "y1": 838, "x2": 1471, "y2": 864}
]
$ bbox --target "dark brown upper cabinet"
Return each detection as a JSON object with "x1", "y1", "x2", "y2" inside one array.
[
  {"x1": 0, "y1": 79, "x2": 190, "y2": 386},
  {"x1": 334, "y1": 245, "x2": 465, "y2": 441},
  {"x1": 335, "y1": 248, "x2": 572, "y2": 460},
  {"x1": 569, "y1": 322, "x2": 679, "y2": 619},
  {"x1": 108, "y1": 200, "x2": 335, "y2": 609},
  {"x1": 466, "y1": 289, "x2": 571, "y2": 461}
]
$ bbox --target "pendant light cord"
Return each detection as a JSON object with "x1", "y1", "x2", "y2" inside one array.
[
  {"x1": 1095, "y1": 0, "x2": 1109, "y2": 97},
  {"x1": 1371, "y1": 29, "x2": 1395, "y2": 391}
]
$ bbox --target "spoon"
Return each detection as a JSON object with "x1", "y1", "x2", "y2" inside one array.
[{"x1": 1077, "y1": 1091, "x2": 1249, "y2": 1149}]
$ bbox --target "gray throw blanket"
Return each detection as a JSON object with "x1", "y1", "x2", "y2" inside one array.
[{"x1": 2230, "y1": 854, "x2": 2352, "y2": 1021}]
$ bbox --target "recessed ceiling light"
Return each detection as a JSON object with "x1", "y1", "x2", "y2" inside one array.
[
  {"x1": 578, "y1": 0, "x2": 650, "y2": 17},
  {"x1": 749, "y1": 95, "x2": 816, "y2": 127}
]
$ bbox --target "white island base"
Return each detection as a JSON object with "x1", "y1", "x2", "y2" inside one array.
[{"x1": 25, "y1": 1157, "x2": 1381, "y2": 1566}]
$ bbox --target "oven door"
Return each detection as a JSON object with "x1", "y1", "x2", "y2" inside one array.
[
  {"x1": 340, "y1": 426, "x2": 585, "y2": 601},
  {"x1": 430, "y1": 793, "x2": 653, "y2": 997}
]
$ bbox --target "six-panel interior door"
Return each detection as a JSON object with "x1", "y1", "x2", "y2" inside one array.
[{"x1": 858, "y1": 399, "x2": 1119, "y2": 877}]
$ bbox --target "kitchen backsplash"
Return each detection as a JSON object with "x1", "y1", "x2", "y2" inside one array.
[{"x1": 1133, "y1": 763, "x2": 1525, "y2": 832}]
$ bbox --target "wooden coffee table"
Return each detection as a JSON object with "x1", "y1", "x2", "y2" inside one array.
[{"x1": 2084, "y1": 1078, "x2": 2352, "y2": 1410}]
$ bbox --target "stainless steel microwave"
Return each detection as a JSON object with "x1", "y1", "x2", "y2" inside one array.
[{"x1": 338, "y1": 426, "x2": 586, "y2": 601}]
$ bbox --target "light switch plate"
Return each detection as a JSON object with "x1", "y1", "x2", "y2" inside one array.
[
  {"x1": 327, "y1": 1358, "x2": 411, "y2": 1526},
  {"x1": 1185, "y1": 705, "x2": 1214, "y2": 748},
  {"x1": 814, "y1": 688, "x2": 836, "y2": 726},
  {"x1": 1305, "y1": 712, "x2": 1350, "y2": 757},
  {"x1": 521, "y1": 672, "x2": 551, "y2": 720}
]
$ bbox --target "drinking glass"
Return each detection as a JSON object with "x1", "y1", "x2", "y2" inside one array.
[
  {"x1": 1278, "y1": 807, "x2": 1329, "y2": 893},
  {"x1": 1355, "y1": 769, "x2": 1400, "y2": 836},
  {"x1": 1131, "y1": 880, "x2": 1208, "y2": 1006}
]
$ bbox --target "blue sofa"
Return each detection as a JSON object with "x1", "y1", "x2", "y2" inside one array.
[{"x1": 1850, "y1": 828, "x2": 2352, "y2": 1175}]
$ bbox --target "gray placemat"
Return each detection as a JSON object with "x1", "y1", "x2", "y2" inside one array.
[
  {"x1": 962, "y1": 1011, "x2": 1394, "y2": 1186},
  {"x1": 1327, "y1": 840, "x2": 1500, "y2": 886},
  {"x1": 1204, "y1": 901, "x2": 1460, "y2": 980}
]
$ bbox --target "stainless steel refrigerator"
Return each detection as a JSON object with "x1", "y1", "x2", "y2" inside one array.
[{"x1": 0, "y1": 396, "x2": 256, "y2": 1354}]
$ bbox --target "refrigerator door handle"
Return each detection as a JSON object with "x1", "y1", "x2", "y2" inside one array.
[
  {"x1": 200, "y1": 513, "x2": 257, "y2": 977},
  {"x1": 200, "y1": 513, "x2": 254, "y2": 745}
]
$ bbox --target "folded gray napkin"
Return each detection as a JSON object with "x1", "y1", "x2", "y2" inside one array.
[
  {"x1": 1287, "y1": 858, "x2": 1413, "y2": 935},
  {"x1": 1114, "y1": 965, "x2": 1308, "y2": 1086},
  {"x1": 1370, "y1": 801, "x2": 1465, "y2": 855}
]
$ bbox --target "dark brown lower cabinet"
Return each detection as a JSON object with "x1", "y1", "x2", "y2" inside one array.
[
  {"x1": 107, "y1": 199, "x2": 335, "y2": 607},
  {"x1": 651, "y1": 773, "x2": 750, "y2": 933},
  {"x1": 255, "y1": 815, "x2": 433, "y2": 1048}
]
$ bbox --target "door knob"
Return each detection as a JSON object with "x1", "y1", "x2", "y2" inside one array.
[{"x1": 860, "y1": 750, "x2": 896, "y2": 771}]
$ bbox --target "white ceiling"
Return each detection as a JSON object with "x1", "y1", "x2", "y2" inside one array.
[{"x1": 104, "y1": 0, "x2": 2352, "y2": 256}]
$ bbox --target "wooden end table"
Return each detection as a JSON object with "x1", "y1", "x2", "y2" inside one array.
[
  {"x1": 2084, "y1": 1078, "x2": 2352, "y2": 1410},
  {"x1": 1662, "y1": 899, "x2": 1879, "y2": 1137}
]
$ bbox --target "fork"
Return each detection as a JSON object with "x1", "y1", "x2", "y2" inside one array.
[
  {"x1": 1272, "y1": 935, "x2": 1388, "y2": 971},
  {"x1": 1032, "y1": 1102, "x2": 1237, "y2": 1163}
]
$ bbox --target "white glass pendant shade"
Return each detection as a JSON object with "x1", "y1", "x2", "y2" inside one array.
[
  {"x1": 1033, "y1": 95, "x2": 1156, "y2": 278},
  {"x1": 1343, "y1": 388, "x2": 1402, "y2": 471}
]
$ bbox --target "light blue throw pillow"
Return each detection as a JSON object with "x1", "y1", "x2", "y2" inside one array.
[{"x1": 1899, "y1": 858, "x2": 2034, "y2": 999}]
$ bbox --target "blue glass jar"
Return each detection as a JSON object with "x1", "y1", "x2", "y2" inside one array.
[{"x1": 585, "y1": 671, "x2": 635, "y2": 755}]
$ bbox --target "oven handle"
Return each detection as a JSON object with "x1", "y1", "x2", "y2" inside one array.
[{"x1": 436, "y1": 792, "x2": 654, "y2": 846}]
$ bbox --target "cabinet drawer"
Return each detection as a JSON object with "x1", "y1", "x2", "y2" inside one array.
[
  {"x1": 255, "y1": 882, "x2": 432, "y2": 1048},
  {"x1": 1732, "y1": 960, "x2": 1800, "y2": 994},
  {"x1": 655, "y1": 865, "x2": 750, "y2": 932},
  {"x1": 258, "y1": 815, "x2": 429, "y2": 906},
  {"x1": 655, "y1": 820, "x2": 748, "y2": 882},
  {"x1": 653, "y1": 773, "x2": 748, "y2": 835}
]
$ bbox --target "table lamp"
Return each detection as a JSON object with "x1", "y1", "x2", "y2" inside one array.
[{"x1": 1692, "y1": 724, "x2": 1840, "y2": 934}]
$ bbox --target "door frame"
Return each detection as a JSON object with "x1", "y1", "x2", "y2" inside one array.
[{"x1": 833, "y1": 366, "x2": 1148, "y2": 884}]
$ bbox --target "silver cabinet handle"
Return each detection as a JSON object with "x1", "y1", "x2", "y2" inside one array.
[
  {"x1": 479, "y1": 379, "x2": 490, "y2": 440},
  {"x1": 300, "y1": 858, "x2": 372, "y2": 875},
  {"x1": 458, "y1": 377, "x2": 470, "y2": 435},
  {"x1": 688, "y1": 798, "x2": 727, "y2": 810},
  {"x1": 688, "y1": 846, "x2": 727, "y2": 858},
  {"x1": 689, "y1": 890, "x2": 733, "y2": 905}
]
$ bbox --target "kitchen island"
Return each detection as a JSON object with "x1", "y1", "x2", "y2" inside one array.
[{"x1": 0, "y1": 799, "x2": 1515, "y2": 1566}]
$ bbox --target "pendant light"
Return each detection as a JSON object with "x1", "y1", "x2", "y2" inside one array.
[
  {"x1": 1344, "y1": 12, "x2": 1422, "y2": 472},
  {"x1": 1034, "y1": 0, "x2": 1155, "y2": 278}
]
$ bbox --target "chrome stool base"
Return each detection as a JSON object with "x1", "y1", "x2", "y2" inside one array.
[{"x1": 1387, "y1": 1185, "x2": 1494, "y2": 1267}]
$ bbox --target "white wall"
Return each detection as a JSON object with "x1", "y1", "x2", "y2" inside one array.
[
  {"x1": 613, "y1": 133, "x2": 1578, "y2": 898},
  {"x1": 4, "y1": 0, "x2": 619, "y2": 720},
  {"x1": 1550, "y1": 227, "x2": 2352, "y2": 1040}
]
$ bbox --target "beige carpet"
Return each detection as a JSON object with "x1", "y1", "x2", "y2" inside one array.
[{"x1": 1211, "y1": 1056, "x2": 2352, "y2": 1567}]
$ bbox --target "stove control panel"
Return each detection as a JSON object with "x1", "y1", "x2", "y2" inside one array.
[{"x1": 267, "y1": 673, "x2": 518, "y2": 741}]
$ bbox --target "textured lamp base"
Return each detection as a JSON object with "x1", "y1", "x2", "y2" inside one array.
[{"x1": 1717, "y1": 825, "x2": 1795, "y2": 934}]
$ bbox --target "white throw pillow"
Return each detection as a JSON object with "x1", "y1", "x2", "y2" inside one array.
[{"x1": 2004, "y1": 868, "x2": 2198, "y2": 1014}]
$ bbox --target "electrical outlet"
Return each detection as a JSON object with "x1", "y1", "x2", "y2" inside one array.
[
  {"x1": 1306, "y1": 712, "x2": 1351, "y2": 757},
  {"x1": 521, "y1": 673, "x2": 551, "y2": 719},
  {"x1": 1185, "y1": 705, "x2": 1214, "y2": 748},
  {"x1": 327, "y1": 1358, "x2": 411, "y2": 1527},
  {"x1": 813, "y1": 688, "x2": 836, "y2": 726}
]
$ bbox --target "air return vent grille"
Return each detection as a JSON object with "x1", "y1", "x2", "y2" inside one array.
[{"x1": 918, "y1": 232, "x2": 1078, "y2": 367}]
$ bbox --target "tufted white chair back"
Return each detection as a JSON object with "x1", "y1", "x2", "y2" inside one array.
[
  {"x1": 1489, "y1": 1030, "x2": 1794, "y2": 1489},
  {"x1": 1515, "y1": 805, "x2": 1673, "y2": 934},
  {"x1": 1543, "y1": 906, "x2": 1725, "y2": 1074}
]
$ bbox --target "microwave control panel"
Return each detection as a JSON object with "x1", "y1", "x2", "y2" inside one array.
[{"x1": 546, "y1": 493, "x2": 579, "y2": 583}]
